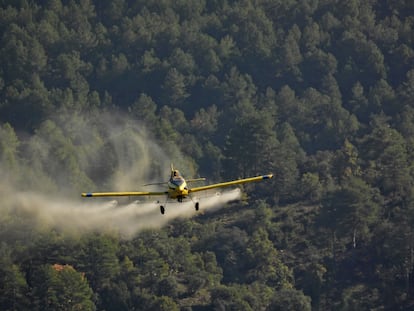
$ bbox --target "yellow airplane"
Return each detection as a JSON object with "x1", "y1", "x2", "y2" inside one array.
[{"x1": 82, "y1": 165, "x2": 273, "y2": 214}]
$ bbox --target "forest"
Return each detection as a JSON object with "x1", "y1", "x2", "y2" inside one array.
[{"x1": 0, "y1": 0, "x2": 414, "y2": 310}]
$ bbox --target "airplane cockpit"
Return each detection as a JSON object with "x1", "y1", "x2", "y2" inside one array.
[{"x1": 170, "y1": 170, "x2": 186, "y2": 187}]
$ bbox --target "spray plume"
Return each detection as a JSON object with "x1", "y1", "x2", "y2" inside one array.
[
  {"x1": 0, "y1": 111, "x2": 240, "y2": 238},
  {"x1": 9, "y1": 189, "x2": 241, "y2": 238}
]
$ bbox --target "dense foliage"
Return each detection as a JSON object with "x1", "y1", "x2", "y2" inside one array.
[{"x1": 1, "y1": 0, "x2": 414, "y2": 309}]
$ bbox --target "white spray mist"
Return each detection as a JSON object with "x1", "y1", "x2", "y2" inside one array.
[{"x1": 0, "y1": 111, "x2": 240, "y2": 238}]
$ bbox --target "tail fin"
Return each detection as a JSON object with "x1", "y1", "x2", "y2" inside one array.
[{"x1": 170, "y1": 163, "x2": 177, "y2": 179}]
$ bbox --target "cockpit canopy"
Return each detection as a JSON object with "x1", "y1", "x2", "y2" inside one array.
[
  {"x1": 170, "y1": 170, "x2": 185, "y2": 187},
  {"x1": 171, "y1": 177, "x2": 185, "y2": 187}
]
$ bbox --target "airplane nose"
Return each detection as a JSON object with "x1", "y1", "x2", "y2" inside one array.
[{"x1": 178, "y1": 185, "x2": 188, "y2": 195}]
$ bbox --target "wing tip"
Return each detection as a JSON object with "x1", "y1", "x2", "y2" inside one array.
[{"x1": 263, "y1": 174, "x2": 273, "y2": 179}]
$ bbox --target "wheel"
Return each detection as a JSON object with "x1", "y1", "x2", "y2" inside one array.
[
  {"x1": 195, "y1": 202, "x2": 199, "y2": 211},
  {"x1": 160, "y1": 205, "x2": 165, "y2": 215}
]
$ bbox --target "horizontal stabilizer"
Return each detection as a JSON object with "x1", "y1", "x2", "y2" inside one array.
[{"x1": 186, "y1": 178, "x2": 206, "y2": 183}]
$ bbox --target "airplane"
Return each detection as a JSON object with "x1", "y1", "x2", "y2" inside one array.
[{"x1": 81, "y1": 165, "x2": 273, "y2": 214}]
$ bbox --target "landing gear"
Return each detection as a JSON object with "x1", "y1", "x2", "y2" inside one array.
[
  {"x1": 160, "y1": 205, "x2": 165, "y2": 215},
  {"x1": 195, "y1": 202, "x2": 199, "y2": 211}
]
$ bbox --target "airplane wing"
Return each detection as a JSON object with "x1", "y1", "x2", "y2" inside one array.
[
  {"x1": 189, "y1": 174, "x2": 273, "y2": 193},
  {"x1": 81, "y1": 191, "x2": 167, "y2": 197}
]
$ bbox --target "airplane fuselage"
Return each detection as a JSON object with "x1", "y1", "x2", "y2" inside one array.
[{"x1": 168, "y1": 174, "x2": 189, "y2": 201}]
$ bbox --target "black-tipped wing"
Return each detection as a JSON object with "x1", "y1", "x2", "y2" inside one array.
[
  {"x1": 81, "y1": 191, "x2": 167, "y2": 197},
  {"x1": 189, "y1": 174, "x2": 273, "y2": 193}
]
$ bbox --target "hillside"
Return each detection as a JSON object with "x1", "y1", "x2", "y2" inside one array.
[{"x1": 1, "y1": 0, "x2": 414, "y2": 310}]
